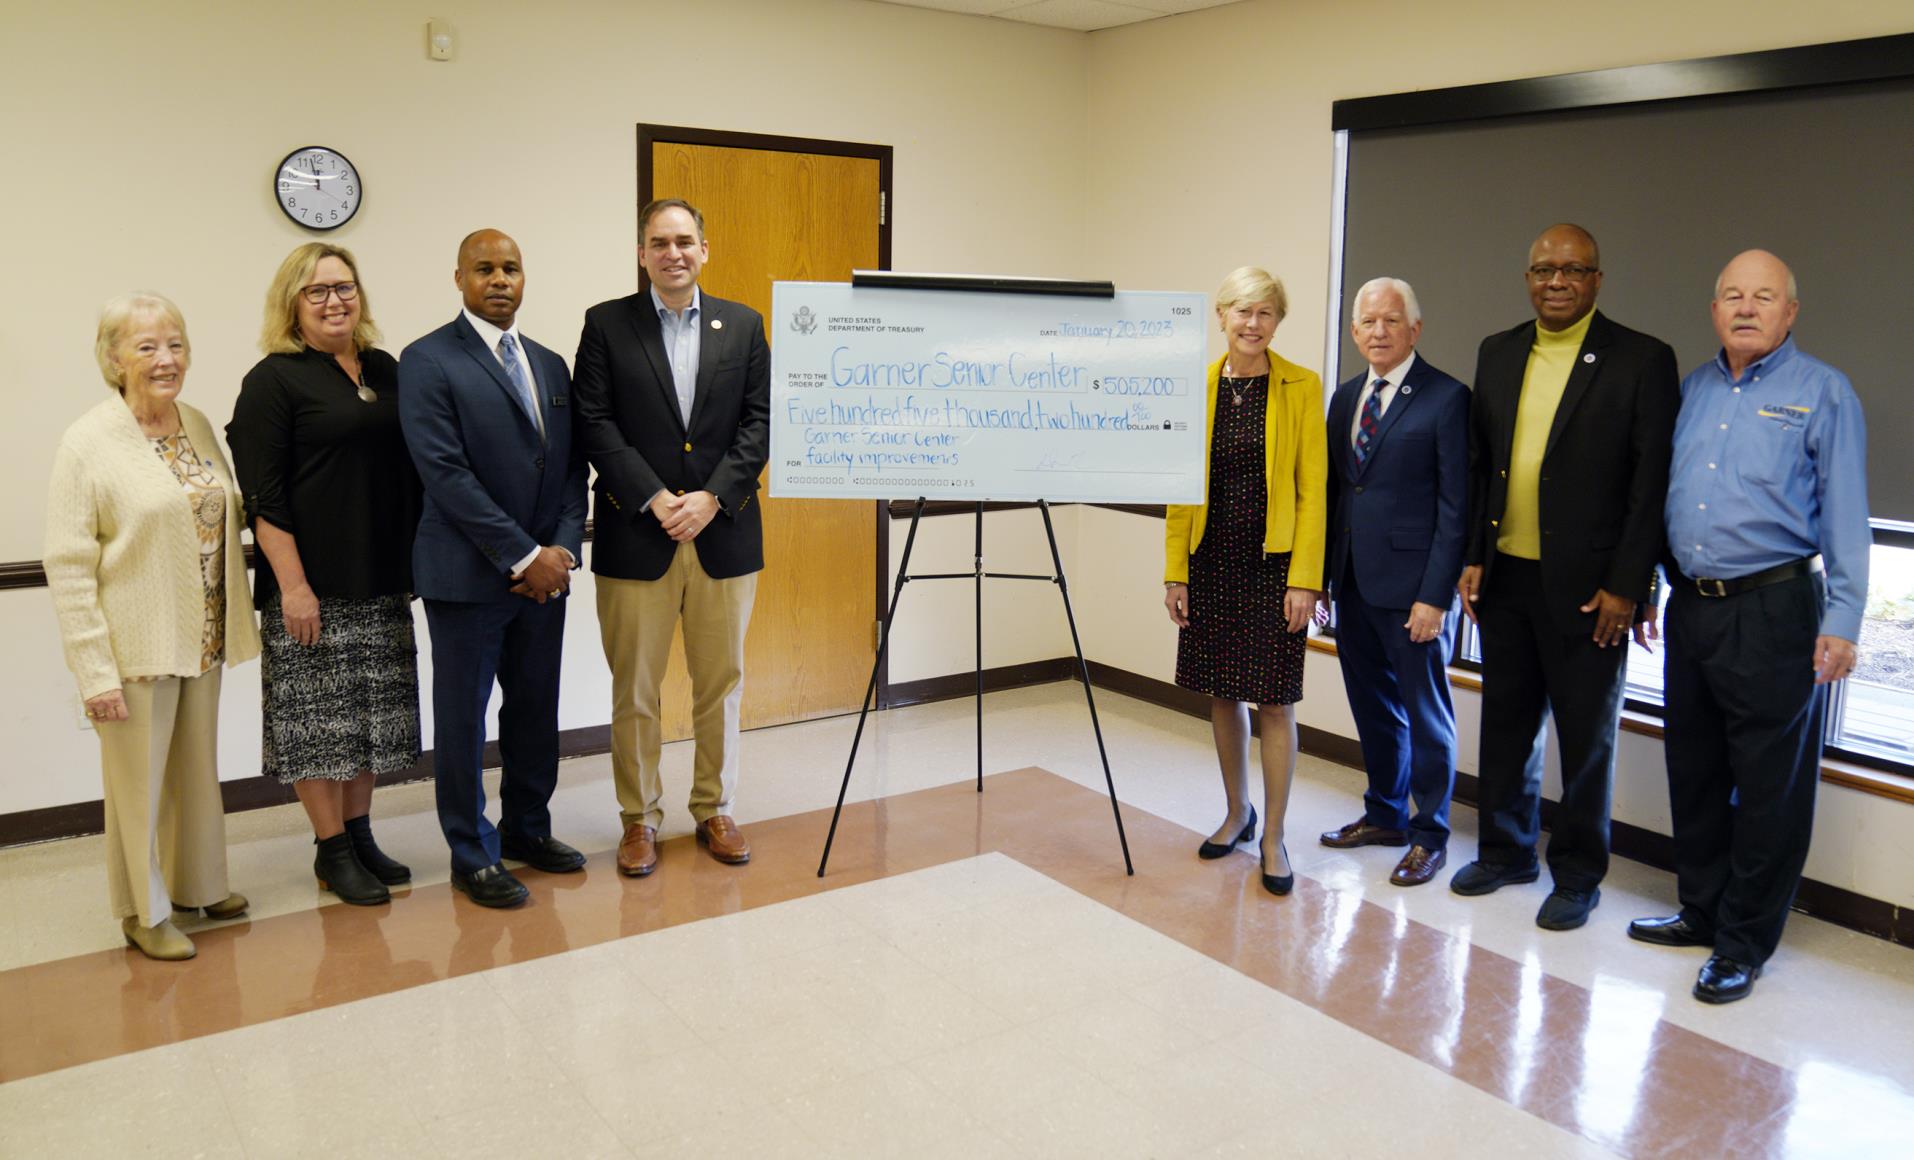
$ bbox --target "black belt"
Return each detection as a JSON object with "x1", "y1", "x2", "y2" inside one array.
[{"x1": 1689, "y1": 556, "x2": 1822, "y2": 598}]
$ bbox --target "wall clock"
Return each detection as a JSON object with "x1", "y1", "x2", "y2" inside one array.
[{"x1": 274, "y1": 146, "x2": 362, "y2": 231}]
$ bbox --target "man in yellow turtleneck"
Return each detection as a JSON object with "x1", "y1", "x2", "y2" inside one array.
[{"x1": 1451, "y1": 224, "x2": 1679, "y2": 932}]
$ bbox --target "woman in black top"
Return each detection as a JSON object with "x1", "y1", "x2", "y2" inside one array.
[{"x1": 228, "y1": 243, "x2": 422, "y2": 905}]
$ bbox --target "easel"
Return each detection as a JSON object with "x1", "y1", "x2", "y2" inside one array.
[{"x1": 814, "y1": 272, "x2": 1136, "y2": 878}]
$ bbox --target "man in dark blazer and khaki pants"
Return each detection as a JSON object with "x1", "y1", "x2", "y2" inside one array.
[
  {"x1": 1453, "y1": 224, "x2": 1678, "y2": 930},
  {"x1": 1321, "y1": 277, "x2": 1470, "y2": 888},
  {"x1": 573, "y1": 198, "x2": 770, "y2": 878},
  {"x1": 400, "y1": 229, "x2": 590, "y2": 908}
]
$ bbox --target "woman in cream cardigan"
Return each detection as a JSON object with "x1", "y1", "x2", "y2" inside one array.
[
  {"x1": 45, "y1": 293, "x2": 260, "y2": 961},
  {"x1": 1164, "y1": 267, "x2": 1327, "y2": 896}
]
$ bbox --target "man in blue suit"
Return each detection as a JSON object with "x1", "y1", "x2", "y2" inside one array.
[
  {"x1": 399, "y1": 229, "x2": 589, "y2": 907},
  {"x1": 1319, "y1": 277, "x2": 1470, "y2": 887}
]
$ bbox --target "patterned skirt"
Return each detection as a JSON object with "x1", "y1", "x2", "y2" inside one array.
[
  {"x1": 260, "y1": 593, "x2": 422, "y2": 783},
  {"x1": 1174, "y1": 524, "x2": 1307, "y2": 706}
]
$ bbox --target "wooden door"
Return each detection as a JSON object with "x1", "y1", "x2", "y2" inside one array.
[{"x1": 639, "y1": 129, "x2": 887, "y2": 736}]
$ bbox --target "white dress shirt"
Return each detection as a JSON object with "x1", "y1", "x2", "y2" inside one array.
[{"x1": 1349, "y1": 352, "x2": 1418, "y2": 447}]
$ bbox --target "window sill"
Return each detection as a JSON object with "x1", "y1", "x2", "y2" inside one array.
[{"x1": 1303, "y1": 635, "x2": 1914, "y2": 806}]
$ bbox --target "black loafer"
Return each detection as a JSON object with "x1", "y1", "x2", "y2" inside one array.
[
  {"x1": 499, "y1": 833, "x2": 586, "y2": 874},
  {"x1": 1448, "y1": 859, "x2": 1541, "y2": 896},
  {"x1": 1536, "y1": 886, "x2": 1600, "y2": 931},
  {"x1": 451, "y1": 863, "x2": 530, "y2": 908},
  {"x1": 1694, "y1": 954, "x2": 1762, "y2": 1004},
  {"x1": 1628, "y1": 914, "x2": 1712, "y2": 947}
]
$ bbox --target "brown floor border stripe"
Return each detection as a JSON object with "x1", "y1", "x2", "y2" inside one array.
[{"x1": 0, "y1": 769, "x2": 1799, "y2": 1157}]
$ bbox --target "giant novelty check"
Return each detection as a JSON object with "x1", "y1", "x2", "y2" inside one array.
[{"x1": 769, "y1": 281, "x2": 1209, "y2": 503}]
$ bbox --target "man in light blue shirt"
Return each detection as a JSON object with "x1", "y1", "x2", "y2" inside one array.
[{"x1": 1630, "y1": 249, "x2": 1870, "y2": 1005}]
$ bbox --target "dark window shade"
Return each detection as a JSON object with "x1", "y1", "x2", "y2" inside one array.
[{"x1": 1338, "y1": 77, "x2": 1912, "y2": 523}]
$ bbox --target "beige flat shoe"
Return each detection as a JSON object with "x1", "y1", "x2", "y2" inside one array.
[
  {"x1": 122, "y1": 917, "x2": 196, "y2": 961},
  {"x1": 174, "y1": 892, "x2": 249, "y2": 921},
  {"x1": 202, "y1": 893, "x2": 248, "y2": 921}
]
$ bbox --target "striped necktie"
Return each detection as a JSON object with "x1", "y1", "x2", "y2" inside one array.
[{"x1": 1353, "y1": 379, "x2": 1386, "y2": 467}]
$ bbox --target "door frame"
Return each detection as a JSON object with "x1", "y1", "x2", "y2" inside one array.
[{"x1": 635, "y1": 124, "x2": 898, "y2": 706}]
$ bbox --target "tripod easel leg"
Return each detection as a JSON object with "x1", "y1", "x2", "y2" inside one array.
[
  {"x1": 1038, "y1": 501, "x2": 1135, "y2": 876},
  {"x1": 817, "y1": 498, "x2": 926, "y2": 877}
]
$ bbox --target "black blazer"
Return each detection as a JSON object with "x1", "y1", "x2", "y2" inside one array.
[
  {"x1": 1466, "y1": 311, "x2": 1678, "y2": 635},
  {"x1": 1325, "y1": 355, "x2": 1470, "y2": 612},
  {"x1": 572, "y1": 290, "x2": 771, "y2": 581}
]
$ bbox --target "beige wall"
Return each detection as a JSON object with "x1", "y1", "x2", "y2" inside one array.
[
  {"x1": 7, "y1": 0, "x2": 1089, "y2": 558},
  {"x1": 1084, "y1": 0, "x2": 1914, "y2": 374},
  {"x1": 9, "y1": 0, "x2": 1911, "y2": 906}
]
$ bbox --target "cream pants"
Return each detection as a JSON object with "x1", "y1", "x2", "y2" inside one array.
[
  {"x1": 596, "y1": 543, "x2": 757, "y2": 831},
  {"x1": 96, "y1": 669, "x2": 230, "y2": 926}
]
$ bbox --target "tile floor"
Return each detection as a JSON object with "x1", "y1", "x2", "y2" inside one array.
[{"x1": 1, "y1": 684, "x2": 1911, "y2": 1158}]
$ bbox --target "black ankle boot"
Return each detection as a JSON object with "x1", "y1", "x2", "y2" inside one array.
[
  {"x1": 343, "y1": 814, "x2": 411, "y2": 885},
  {"x1": 314, "y1": 832, "x2": 390, "y2": 906}
]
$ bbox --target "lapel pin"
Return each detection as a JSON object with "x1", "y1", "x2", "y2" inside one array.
[
  {"x1": 1583, "y1": 353, "x2": 1596, "y2": 363},
  {"x1": 711, "y1": 319, "x2": 724, "y2": 330},
  {"x1": 1400, "y1": 385, "x2": 1413, "y2": 395}
]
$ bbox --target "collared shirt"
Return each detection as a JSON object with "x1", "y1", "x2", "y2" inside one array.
[
  {"x1": 462, "y1": 308, "x2": 544, "y2": 437},
  {"x1": 650, "y1": 284, "x2": 702, "y2": 427},
  {"x1": 461, "y1": 308, "x2": 562, "y2": 579},
  {"x1": 1348, "y1": 352, "x2": 1416, "y2": 446},
  {"x1": 1498, "y1": 310, "x2": 1593, "y2": 559},
  {"x1": 1665, "y1": 336, "x2": 1870, "y2": 641}
]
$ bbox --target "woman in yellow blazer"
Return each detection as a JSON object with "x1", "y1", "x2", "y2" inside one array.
[
  {"x1": 45, "y1": 293, "x2": 261, "y2": 960},
  {"x1": 1164, "y1": 267, "x2": 1326, "y2": 896}
]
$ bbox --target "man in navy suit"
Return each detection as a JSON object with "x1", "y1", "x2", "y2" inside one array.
[
  {"x1": 573, "y1": 199, "x2": 770, "y2": 878},
  {"x1": 399, "y1": 229, "x2": 590, "y2": 907},
  {"x1": 1320, "y1": 278, "x2": 1471, "y2": 887}
]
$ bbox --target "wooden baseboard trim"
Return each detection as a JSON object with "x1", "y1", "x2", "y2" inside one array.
[
  {"x1": 5, "y1": 662, "x2": 1907, "y2": 947},
  {"x1": 0, "y1": 725, "x2": 615, "y2": 849},
  {"x1": 885, "y1": 658, "x2": 1078, "y2": 708}
]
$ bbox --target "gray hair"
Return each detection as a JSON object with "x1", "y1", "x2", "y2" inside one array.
[
  {"x1": 95, "y1": 292, "x2": 189, "y2": 392},
  {"x1": 1351, "y1": 277, "x2": 1421, "y2": 325}
]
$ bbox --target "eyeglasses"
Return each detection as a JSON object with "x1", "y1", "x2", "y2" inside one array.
[
  {"x1": 299, "y1": 281, "x2": 359, "y2": 305},
  {"x1": 1527, "y1": 264, "x2": 1598, "y2": 283}
]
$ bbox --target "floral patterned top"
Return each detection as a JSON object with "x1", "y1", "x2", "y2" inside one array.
[{"x1": 151, "y1": 431, "x2": 226, "y2": 672}]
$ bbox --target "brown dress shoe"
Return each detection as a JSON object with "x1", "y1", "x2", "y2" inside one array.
[
  {"x1": 1389, "y1": 845, "x2": 1446, "y2": 887},
  {"x1": 1319, "y1": 819, "x2": 1411, "y2": 848},
  {"x1": 617, "y1": 823, "x2": 658, "y2": 877},
  {"x1": 696, "y1": 816, "x2": 751, "y2": 864}
]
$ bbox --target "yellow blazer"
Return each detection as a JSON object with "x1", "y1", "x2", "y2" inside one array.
[{"x1": 1164, "y1": 351, "x2": 1327, "y2": 590}]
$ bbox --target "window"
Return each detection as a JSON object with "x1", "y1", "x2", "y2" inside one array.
[{"x1": 1447, "y1": 523, "x2": 1914, "y2": 774}]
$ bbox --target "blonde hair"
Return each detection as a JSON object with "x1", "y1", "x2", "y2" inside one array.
[
  {"x1": 95, "y1": 292, "x2": 190, "y2": 393},
  {"x1": 260, "y1": 242, "x2": 382, "y2": 355},
  {"x1": 1215, "y1": 266, "x2": 1288, "y2": 323}
]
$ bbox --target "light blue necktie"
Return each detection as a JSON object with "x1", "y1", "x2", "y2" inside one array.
[{"x1": 497, "y1": 333, "x2": 542, "y2": 435}]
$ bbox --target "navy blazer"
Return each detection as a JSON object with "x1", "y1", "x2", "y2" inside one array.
[
  {"x1": 398, "y1": 314, "x2": 588, "y2": 603},
  {"x1": 1465, "y1": 311, "x2": 1678, "y2": 634},
  {"x1": 1325, "y1": 354, "x2": 1471, "y2": 611},
  {"x1": 572, "y1": 290, "x2": 770, "y2": 582}
]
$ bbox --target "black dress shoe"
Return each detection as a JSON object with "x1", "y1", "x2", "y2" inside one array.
[
  {"x1": 1198, "y1": 806, "x2": 1257, "y2": 860},
  {"x1": 452, "y1": 863, "x2": 530, "y2": 908},
  {"x1": 1694, "y1": 954, "x2": 1762, "y2": 1004},
  {"x1": 1260, "y1": 842, "x2": 1293, "y2": 897},
  {"x1": 499, "y1": 833, "x2": 586, "y2": 874},
  {"x1": 1448, "y1": 859, "x2": 1540, "y2": 896},
  {"x1": 1628, "y1": 914, "x2": 1712, "y2": 947},
  {"x1": 1536, "y1": 886, "x2": 1600, "y2": 931}
]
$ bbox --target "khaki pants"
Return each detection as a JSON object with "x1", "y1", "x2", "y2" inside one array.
[
  {"x1": 596, "y1": 543, "x2": 757, "y2": 831},
  {"x1": 96, "y1": 669, "x2": 230, "y2": 926}
]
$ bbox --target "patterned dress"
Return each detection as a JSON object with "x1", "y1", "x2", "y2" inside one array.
[
  {"x1": 151, "y1": 432, "x2": 226, "y2": 673},
  {"x1": 1174, "y1": 372, "x2": 1307, "y2": 706}
]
